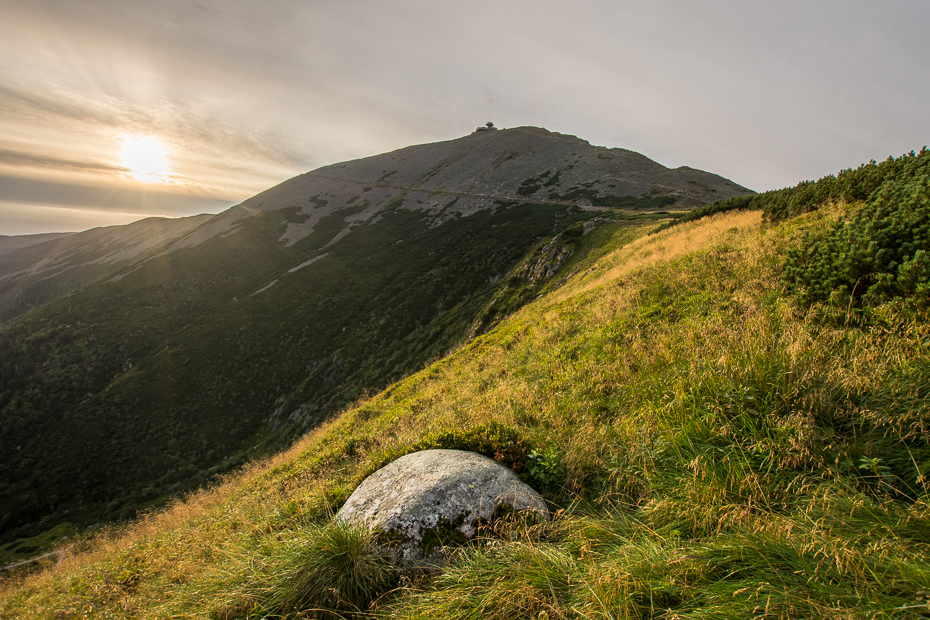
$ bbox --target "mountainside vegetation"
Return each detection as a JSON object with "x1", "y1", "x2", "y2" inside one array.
[
  {"x1": 660, "y1": 146, "x2": 930, "y2": 313},
  {"x1": 0, "y1": 201, "x2": 637, "y2": 551},
  {"x1": 658, "y1": 146, "x2": 929, "y2": 227},
  {"x1": 0, "y1": 128, "x2": 752, "y2": 562},
  {"x1": 2, "y1": 147, "x2": 929, "y2": 619}
]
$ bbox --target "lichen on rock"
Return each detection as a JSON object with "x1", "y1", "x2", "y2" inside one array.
[{"x1": 335, "y1": 449, "x2": 548, "y2": 566}]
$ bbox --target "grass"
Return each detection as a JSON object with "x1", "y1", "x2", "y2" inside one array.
[
  {"x1": 3, "y1": 208, "x2": 929, "y2": 618},
  {"x1": 240, "y1": 520, "x2": 398, "y2": 620}
]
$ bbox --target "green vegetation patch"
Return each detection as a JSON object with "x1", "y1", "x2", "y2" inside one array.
[
  {"x1": 654, "y1": 146, "x2": 930, "y2": 234},
  {"x1": 268, "y1": 521, "x2": 396, "y2": 620},
  {"x1": 549, "y1": 186, "x2": 676, "y2": 209},
  {"x1": 517, "y1": 171, "x2": 552, "y2": 196},
  {"x1": 308, "y1": 193, "x2": 329, "y2": 209},
  {"x1": 783, "y1": 175, "x2": 930, "y2": 312}
]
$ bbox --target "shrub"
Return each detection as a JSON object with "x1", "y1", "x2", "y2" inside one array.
[
  {"x1": 652, "y1": 146, "x2": 930, "y2": 235},
  {"x1": 782, "y1": 172, "x2": 930, "y2": 310},
  {"x1": 525, "y1": 447, "x2": 566, "y2": 492}
]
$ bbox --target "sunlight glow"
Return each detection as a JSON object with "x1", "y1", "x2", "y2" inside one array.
[{"x1": 120, "y1": 135, "x2": 171, "y2": 182}]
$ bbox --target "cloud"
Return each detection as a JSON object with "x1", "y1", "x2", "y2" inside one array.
[
  {"x1": 0, "y1": 173, "x2": 234, "y2": 214},
  {"x1": 0, "y1": 82, "x2": 126, "y2": 129},
  {"x1": 0, "y1": 81, "x2": 312, "y2": 172},
  {"x1": 0, "y1": 147, "x2": 127, "y2": 175}
]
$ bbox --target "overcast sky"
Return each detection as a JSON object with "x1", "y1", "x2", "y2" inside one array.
[{"x1": 1, "y1": 0, "x2": 928, "y2": 235}]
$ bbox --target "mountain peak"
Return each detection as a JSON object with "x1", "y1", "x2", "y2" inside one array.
[
  {"x1": 222, "y1": 126, "x2": 751, "y2": 247},
  {"x1": 0, "y1": 129, "x2": 751, "y2": 325}
]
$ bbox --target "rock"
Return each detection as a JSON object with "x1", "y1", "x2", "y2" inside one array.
[
  {"x1": 526, "y1": 233, "x2": 574, "y2": 281},
  {"x1": 583, "y1": 217, "x2": 618, "y2": 235},
  {"x1": 336, "y1": 449, "x2": 548, "y2": 565}
]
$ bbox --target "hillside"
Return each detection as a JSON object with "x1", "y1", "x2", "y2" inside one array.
[
  {"x1": 0, "y1": 233, "x2": 74, "y2": 257},
  {"x1": 0, "y1": 216, "x2": 212, "y2": 322},
  {"x1": 2, "y1": 145, "x2": 928, "y2": 618},
  {"x1": 0, "y1": 127, "x2": 751, "y2": 561}
]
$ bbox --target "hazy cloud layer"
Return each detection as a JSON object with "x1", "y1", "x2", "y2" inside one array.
[
  {"x1": 0, "y1": 148, "x2": 127, "y2": 175},
  {"x1": 1, "y1": 0, "x2": 928, "y2": 234},
  {"x1": 0, "y1": 174, "x2": 231, "y2": 211}
]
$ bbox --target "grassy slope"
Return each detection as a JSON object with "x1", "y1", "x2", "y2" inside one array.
[
  {"x1": 3, "y1": 207, "x2": 930, "y2": 619},
  {"x1": 1, "y1": 202, "x2": 652, "y2": 550}
]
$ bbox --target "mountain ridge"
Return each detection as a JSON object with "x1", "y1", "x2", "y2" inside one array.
[
  {"x1": 0, "y1": 233, "x2": 74, "y2": 256},
  {"x1": 154, "y1": 126, "x2": 748, "y2": 255},
  {"x1": 0, "y1": 127, "x2": 749, "y2": 325},
  {"x1": 0, "y1": 214, "x2": 213, "y2": 322}
]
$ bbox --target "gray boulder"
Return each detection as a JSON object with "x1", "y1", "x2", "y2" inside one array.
[{"x1": 336, "y1": 449, "x2": 548, "y2": 565}]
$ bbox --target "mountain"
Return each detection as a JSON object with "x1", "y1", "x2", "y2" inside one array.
[
  {"x1": 0, "y1": 216, "x2": 212, "y2": 322},
  {"x1": 0, "y1": 127, "x2": 745, "y2": 318},
  {"x1": 3, "y1": 145, "x2": 929, "y2": 618},
  {"x1": 0, "y1": 127, "x2": 751, "y2": 557},
  {"x1": 0, "y1": 233, "x2": 73, "y2": 257}
]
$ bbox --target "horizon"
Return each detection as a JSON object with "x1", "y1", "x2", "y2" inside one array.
[{"x1": 2, "y1": 0, "x2": 929, "y2": 235}]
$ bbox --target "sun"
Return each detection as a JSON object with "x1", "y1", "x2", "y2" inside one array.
[{"x1": 120, "y1": 135, "x2": 171, "y2": 182}]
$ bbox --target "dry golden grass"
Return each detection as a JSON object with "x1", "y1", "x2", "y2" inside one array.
[{"x1": 553, "y1": 209, "x2": 764, "y2": 303}]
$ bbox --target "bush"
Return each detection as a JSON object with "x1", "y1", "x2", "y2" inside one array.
[
  {"x1": 525, "y1": 448, "x2": 566, "y2": 492},
  {"x1": 782, "y1": 165, "x2": 930, "y2": 310},
  {"x1": 652, "y1": 146, "x2": 930, "y2": 235}
]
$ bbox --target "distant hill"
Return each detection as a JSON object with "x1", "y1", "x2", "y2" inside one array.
[
  {"x1": 0, "y1": 127, "x2": 751, "y2": 554},
  {"x1": 0, "y1": 216, "x2": 212, "y2": 322},
  {"x1": 0, "y1": 233, "x2": 73, "y2": 256}
]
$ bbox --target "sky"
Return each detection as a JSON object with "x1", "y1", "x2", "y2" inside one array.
[{"x1": 1, "y1": 1, "x2": 928, "y2": 235}]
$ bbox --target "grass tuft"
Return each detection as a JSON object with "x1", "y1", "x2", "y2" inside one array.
[{"x1": 264, "y1": 520, "x2": 398, "y2": 619}]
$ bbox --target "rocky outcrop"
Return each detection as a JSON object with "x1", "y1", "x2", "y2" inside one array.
[
  {"x1": 336, "y1": 449, "x2": 548, "y2": 565},
  {"x1": 526, "y1": 233, "x2": 573, "y2": 281}
]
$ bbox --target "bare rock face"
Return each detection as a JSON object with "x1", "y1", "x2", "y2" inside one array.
[
  {"x1": 525, "y1": 233, "x2": 574, "y2": 281},
  {"x1": 336, "y1": 449, "x2": 549, "y2": 565}
]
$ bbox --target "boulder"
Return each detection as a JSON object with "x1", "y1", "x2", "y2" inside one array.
[{"x1": 336, "y1": 449, "x2": 548, "y2": 565}]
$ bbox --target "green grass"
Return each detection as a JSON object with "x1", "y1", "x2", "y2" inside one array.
[
  {"x1": 3, "y1": 202, "x2": 929, "y2": 618},
  {"x1": 255, "y1": 520, "x2": 398, "y2": 620}
]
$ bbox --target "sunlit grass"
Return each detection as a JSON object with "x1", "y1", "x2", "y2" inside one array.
[{"x1": 3, "y1": 209, "x2": 929, "y2": 619}]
